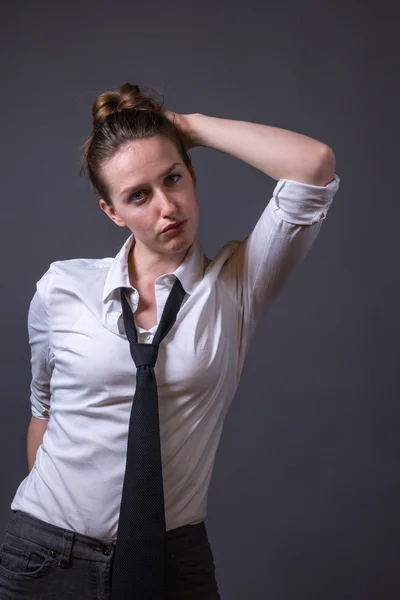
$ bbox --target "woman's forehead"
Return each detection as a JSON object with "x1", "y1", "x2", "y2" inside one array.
[
  {"x1": 105, "y1": 137, "x2": 179, "y2": 177},
  {"x1": 103, "y1": 138, "x2": 183, "y2": 201}
]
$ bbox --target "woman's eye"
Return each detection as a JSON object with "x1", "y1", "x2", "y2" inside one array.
[
  {"x1": 168, "y1": 173, "x2": 181, "y2": 183},
  {"x1": 129, "y1": 174, "x2": 181, "y2": 203},
  {"x1": 131, "y1": 191, "x2": 144, "y2": 201}
]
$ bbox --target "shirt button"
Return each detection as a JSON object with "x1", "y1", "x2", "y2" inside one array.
[{"x1": 145, "y1": 333, "x2": 151, "y2": 341}]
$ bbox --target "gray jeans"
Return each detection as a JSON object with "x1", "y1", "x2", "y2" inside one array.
[{"x1": 0, "y1": 509, "x2": 221, "y2": 599}]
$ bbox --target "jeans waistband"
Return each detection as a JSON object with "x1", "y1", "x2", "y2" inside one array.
[{"x1": 5, "y1": 510, "x2": 207, "y2": 567}]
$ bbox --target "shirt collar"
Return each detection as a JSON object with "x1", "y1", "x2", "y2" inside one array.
[{"x1": 102, "y1": 232, "x2": 207, "y2": 303}]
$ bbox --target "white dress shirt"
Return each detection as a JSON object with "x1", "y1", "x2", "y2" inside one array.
[{"x1": 11, "y1": 174, "x2": 340, "y2": 539}]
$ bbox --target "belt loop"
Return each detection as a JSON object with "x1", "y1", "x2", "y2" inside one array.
[{"x1": 59, "y1": 530, "x2": 75, "y2": 568}]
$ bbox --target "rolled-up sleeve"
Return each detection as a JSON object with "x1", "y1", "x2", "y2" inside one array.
[
  {"x1": 28, "y1": 268, "x2": 54, "y2": 420},
  {"x1": 229, "y1": 174, "x2": 340, "y2": 328}
]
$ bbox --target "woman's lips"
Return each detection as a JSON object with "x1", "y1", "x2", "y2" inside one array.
[{"x1": 162, "y1": 220, "x2": 187, "y2": 235}]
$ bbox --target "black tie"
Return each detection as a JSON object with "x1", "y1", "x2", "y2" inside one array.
[{"x1": 110, "y1": 277, "x2": 187, "y2": 600}]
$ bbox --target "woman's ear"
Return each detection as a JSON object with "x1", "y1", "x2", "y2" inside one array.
[{"x1": 99, "y1": 198, "x2": 126, "y2": 227}]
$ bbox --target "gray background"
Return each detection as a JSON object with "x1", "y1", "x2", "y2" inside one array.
[{"x1": 1, "y1": 1, "x2": 399, "y2": 598}]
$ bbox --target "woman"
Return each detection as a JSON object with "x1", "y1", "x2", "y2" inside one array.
[{"x1": 0, "y1": 82, "x2": 340, "y2": 599}]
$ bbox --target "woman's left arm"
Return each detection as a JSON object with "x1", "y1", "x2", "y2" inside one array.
[
  {"x1": 170, "y1": 111, "x2": 340, "y2": 328},
  {"x1": 185, "y1": 113, "x2": 336, "y2": 187}
]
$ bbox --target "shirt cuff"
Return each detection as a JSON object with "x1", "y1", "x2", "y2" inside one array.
[{"x1": 271, "y1": 173, "x2": 340, "y2": 226}]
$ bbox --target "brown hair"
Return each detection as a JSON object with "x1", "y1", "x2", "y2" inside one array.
[{"x1": 80, "y1": 83, "x2": 192, "y2": 206}]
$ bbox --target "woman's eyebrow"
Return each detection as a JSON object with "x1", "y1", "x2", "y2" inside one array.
[{"x1": 119, "y1": 162, "x2": 181, "y2": 198}]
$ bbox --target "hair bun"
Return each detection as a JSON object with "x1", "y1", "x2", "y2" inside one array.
[{"x1": 92, "y1": 82, "x2": 163, "y2": 126}]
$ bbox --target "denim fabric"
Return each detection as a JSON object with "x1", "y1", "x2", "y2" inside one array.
[{"x1": 0, "y1": 510, "x2": 221, "y2": 599}]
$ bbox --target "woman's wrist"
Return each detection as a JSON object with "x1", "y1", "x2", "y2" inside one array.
[{"x1": 185, "y1": 113, "x2": 205, "y2": 149}]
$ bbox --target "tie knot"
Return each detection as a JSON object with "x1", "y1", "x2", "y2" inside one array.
[{"x1": 130, "y1": 342, "x2": 159, "y2": 368}]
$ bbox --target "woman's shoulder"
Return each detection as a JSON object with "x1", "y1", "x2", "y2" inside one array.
[
  {"x1": 48, "y1": 256, "x2": 113, "y2": 274},
  {"x1": 35, "y1": 256, "x2": 114, "y2": 294}
]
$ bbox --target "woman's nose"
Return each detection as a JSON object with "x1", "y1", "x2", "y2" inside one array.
[{"x1": 158, "y1": 190, "x2": 177, "y2": 210}]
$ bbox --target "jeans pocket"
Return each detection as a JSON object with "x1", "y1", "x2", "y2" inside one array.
[
  {"x1": 0, "y1": 533, "x2": 57, "y2": 580},
  {"x1": 170, "y1": 540, "x2": 216, "y2": 579}
]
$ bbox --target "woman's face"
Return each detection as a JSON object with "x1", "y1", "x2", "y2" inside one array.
[{"x1": 99, "y1": 135, "x2": 199, "y2": 259}]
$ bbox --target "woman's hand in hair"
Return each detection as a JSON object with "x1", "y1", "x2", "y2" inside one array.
[{"x1": 160, "y1": 109, "x2": 201, "y2": 151}]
